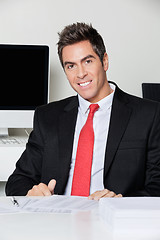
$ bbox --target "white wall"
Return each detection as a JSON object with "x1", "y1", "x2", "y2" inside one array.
[{"x1": 0, "y1": 0, "x2": 160, "y2": 101}]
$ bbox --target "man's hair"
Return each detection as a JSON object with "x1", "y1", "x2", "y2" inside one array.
[{"x1": 57, "y1": 22, "x2": 106, "y2": 67}]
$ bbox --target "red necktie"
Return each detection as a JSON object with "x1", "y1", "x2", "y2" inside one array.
[{"x1": 71, "y1": 104, "x2": 99, "y2": 197}]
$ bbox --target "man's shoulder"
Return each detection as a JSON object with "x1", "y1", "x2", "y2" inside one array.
[
  {"x1": 112, "y1": 82, "x2": 160, "y2": 117},
  {"x1": 124, "y1": 91, "x2": 160, "y2": 109},
  {"x1": 114, "y1": 82, "x2": 160, "y2": 109},
  {"x1": 35, "y1": 95, "x2": 78, "y2": 114}
]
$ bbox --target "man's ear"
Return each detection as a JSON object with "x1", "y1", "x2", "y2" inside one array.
[{"x1": 103, "y1": 53, "x2": 109, "y2": 71}]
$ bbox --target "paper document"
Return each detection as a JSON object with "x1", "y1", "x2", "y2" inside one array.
[
  {"x1": 18, "y1": 195, "x2": 98, "y2": 213},
  {"x1": 99, "y1": 197, "x2": 160, "y2": 218},
  {"x1": 0, "y1": 197, "x2": 22, "y2": 214},
  {"x1": 99, "y1": 197, "x2": 160, "y2": 231},
  {"x1": 0, "y1": 195, "x2": 98, "y2": 214}
]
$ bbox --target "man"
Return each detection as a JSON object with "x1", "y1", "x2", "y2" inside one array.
[{"x1": 5, "y1": 23, "x2": 160, "y2": 199}]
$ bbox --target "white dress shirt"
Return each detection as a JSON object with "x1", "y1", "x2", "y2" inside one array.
[{"x1": 64, "y1": 83, "x2": 115, "y2": 195}]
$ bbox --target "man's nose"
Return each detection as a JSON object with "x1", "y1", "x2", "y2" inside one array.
[{"x1": 77, "y1": 65, "x2": 87, "y2": 79}]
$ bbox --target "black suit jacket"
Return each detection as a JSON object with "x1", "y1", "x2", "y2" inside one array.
[{"x1": 5, "y1": 82, "x2": 160, "y2": 196}]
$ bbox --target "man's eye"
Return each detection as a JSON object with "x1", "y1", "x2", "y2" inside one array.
[
  {"x1": 85, "y1": 59, "x2": 92, "y2": 64},
  {"x1": 67, "y1": 64, "x2": 74, "y2": 69}
]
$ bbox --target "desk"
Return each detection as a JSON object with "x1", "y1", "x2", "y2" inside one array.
[
  {"x1": 0, "y1": 197, "x2": 160, "y2": 240},
  {"x1": 0, "y1": 146, "x2": 25, "y2": 181},
  {"x1": 0, "y1": 208, "x2": 107, "y2": 240},
  {"x1": 0, "y1": 145, "x2": 25, "y2": 195},
  {"x1": 0, "y1": 130, "x2": 30, "y2": 182}
]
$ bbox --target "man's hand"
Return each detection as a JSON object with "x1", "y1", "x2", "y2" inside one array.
[
  {"x1": 88, "y1": 189, "x2": 122, "y2": 201},
  {"x1": 26, "y1": 179, "x2": 56, "y2": 196}
]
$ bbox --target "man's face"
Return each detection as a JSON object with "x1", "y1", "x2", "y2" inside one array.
[{"x1": 62, "y1": 40, "x2": 110, "y2": 103}]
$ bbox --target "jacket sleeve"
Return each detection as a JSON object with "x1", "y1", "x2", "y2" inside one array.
[
  {"x1": 143, "y1": 103, "x2": 160, "y2": 196},
  {"x1": 127, "y1": 103, "x2": 160, "y2": 197},
  {"x1": 5, "y1": 108, "x2": 45, "y2": 196}
]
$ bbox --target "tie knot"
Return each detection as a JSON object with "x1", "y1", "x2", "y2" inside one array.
[{"x1": 89, "y1": 104, "x2": 99, "y2": 114}]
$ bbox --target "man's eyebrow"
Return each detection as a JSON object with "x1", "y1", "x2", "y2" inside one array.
[
  {"x1": 81, "y1": 55, "x2": 96, "y2": 62},
  {"x1": 63, "y1": 55, "x2": 96, "y2": 67},
  {"x1": 64, "y1": 61, "x2": 75, "y2": 67}
]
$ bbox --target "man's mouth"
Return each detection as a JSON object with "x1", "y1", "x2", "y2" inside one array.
[{"x1": 78, "y1": 80, "x2": 92, "y2": 87}]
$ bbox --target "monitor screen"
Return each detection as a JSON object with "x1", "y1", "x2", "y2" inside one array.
[{"x1": 0, "y1": 44, "x2": 49, "y2": 131}]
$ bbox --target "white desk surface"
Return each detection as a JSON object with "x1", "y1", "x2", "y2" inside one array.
[
  {"x1": 0, "y1": 197, "x2": 160, "y2": 240},
  {"x1": 0, "y1": 209, "x2": 108, "y2": 240}
]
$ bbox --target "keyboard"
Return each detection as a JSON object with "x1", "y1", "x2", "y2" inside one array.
[{"x1": 0, "y1": 136, "x2": 28, "y2": 146}]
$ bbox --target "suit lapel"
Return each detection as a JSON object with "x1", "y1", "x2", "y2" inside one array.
[
  {"x1": 104, "y1": 85, "x2": 132, "y2": 178},
  {"x1": 58, "y1": 97, "x2": 78, "y2": 189}
]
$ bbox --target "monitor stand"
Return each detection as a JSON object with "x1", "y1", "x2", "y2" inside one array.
[{"x1": 0, "y1": 128, "x2": 9, "y2": 137}]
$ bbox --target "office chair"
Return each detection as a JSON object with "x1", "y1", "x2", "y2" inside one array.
[{"x1": 142, "y1": 83, "x2": 160, "y2": 102}]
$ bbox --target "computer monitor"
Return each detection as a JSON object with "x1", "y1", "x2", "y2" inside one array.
[{"x1": 0, "y1": 44, "x2": 49, "y2": 136}]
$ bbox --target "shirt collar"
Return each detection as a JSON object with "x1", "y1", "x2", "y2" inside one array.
[{"x1": 78, "y1": 83, "x2": 115, "y2": 114}]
